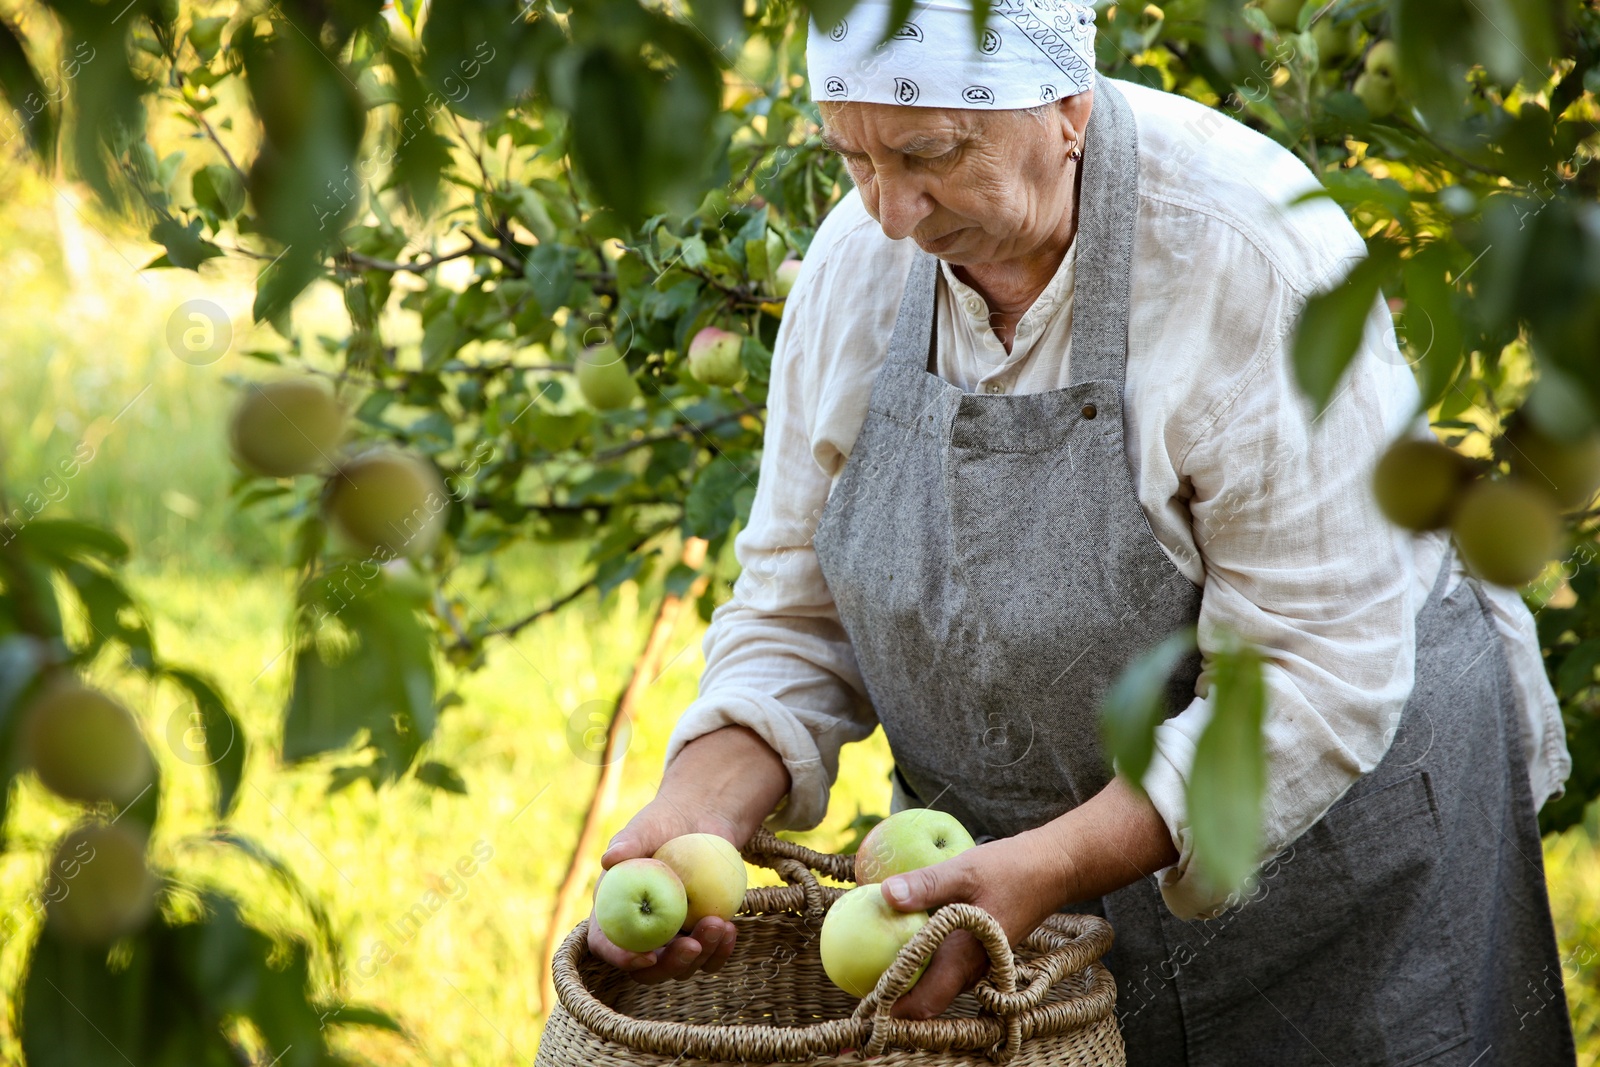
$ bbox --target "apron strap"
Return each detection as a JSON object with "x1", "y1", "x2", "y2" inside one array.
[
  {"x1": 879, "y1": 75, "x2": 1141, "y2": 387},
  {"x1": 1067, "y1": 75, "x2": 1139, "y2": 386}
]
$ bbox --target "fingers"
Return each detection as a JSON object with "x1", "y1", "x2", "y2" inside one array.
[
  {"x1": 889, "y1": 930, "x2": 988, "y2": 1021},
  {"x1": 882, "y1": 853, "x2": 977, "y2": 913},
  {"x1": 618, "y1": 918, "x2": 738, "y2": 985},
  {"x1": 586, "y1": 908, "x2": 662, "y2": 972}
]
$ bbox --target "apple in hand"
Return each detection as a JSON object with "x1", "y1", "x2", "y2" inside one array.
[
  {"x1": 594, "y1": 858, "x2": 688, "y2": 953},
  {"x1": 820, "y1": 884, "x2": 930, "y2": 998},
  {"x1": 654, "y1": 833, "x2": 747, "y2": 926},
  {"x1": 855, "y1": 808, "x2": 976, "y2": 884},
  {"x1": 687, "y1": 327, "x2": 745, "y2": 387}
]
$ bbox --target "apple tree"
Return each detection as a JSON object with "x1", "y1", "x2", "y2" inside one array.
[{"x1": 0, "y1": 0, "x2": 1597, "y2": 1057}]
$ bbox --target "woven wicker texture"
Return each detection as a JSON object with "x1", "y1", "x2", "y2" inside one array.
[{"x1": 537, "y1": 829, "x2": 1126, "y2": 1066}]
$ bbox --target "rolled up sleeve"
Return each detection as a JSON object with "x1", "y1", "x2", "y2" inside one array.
[
  {"x1": 1139, "y1": 288, "x2": 1421, "y2": 919},
  {"x1": 663, "y1": 273, "x2": 878, "y2": 831}
]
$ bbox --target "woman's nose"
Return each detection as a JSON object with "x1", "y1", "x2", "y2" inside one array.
[{"x1": 875, "y1": 172, "x2": 931, "y2": 241}]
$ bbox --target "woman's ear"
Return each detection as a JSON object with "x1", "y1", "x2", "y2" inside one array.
[{"x1": 1058, "y1": 90, "x2": 1094, "y2": 156}]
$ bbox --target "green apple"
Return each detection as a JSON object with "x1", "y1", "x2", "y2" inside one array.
[
  {"x1": 1311, "y1": 18, "x2": 1358, "y2": 64},
  {"x1": 46, "y1": 823, "x2": 158, "y2": 944},
  {"x1": 1365, "y1": 39, "x2": 1401, "y2": 82},
  {"x1": 653, "y1": 833, "x2": 747, "y2": 926},
  {"x1": 24, "y1": 682, "x2": 155, "y2": 808},
  {"x1": 575, "y1": 344, "x2": 640, "y2": 411},
  {"x1": 774, "y1": 258, "x2": 803, "y2": 299},
  {"x1": 687, "y1": 327, "x2": 745, "y2": 388},
  {"x1": 594, "y1": 858, "x2": 688, "y2": 953},
  {"x1": 819, "y1": 884, "x2": 930, "y2": 998},
  {"x1": 1451, "y1": 480, "x2": 1561, "y2": 588},
  {"x1": 1354, "y1": 71, "x2": 1397, "y2": 117},
  {"x1": 229, "y1": 378, "x2": 345, "y2": 478},
  {"x1": 325, "y1": 449, "x2": 447, "y2": 557},
  {"x1": 855, "y1": 807, "x2": 976, "y2": 884},
  {"x1": 1372, "y1": 438, "x2": 1468, "y2": 531},
  {"x1": 1260, "y1": 0, "x2": 1304, "y2": 30}
]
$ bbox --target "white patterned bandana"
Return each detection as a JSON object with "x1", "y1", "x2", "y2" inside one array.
[{"x1": 806, "y1": 0, "x2": 1098, "y2": 110}]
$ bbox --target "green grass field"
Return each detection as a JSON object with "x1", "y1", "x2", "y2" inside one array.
[{"x1": 1, "y1": 163, "x2": 1596, "y2": 1064}]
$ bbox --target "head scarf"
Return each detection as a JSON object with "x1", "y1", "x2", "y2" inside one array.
[{"x1": 805, "y1": 0, "x2": 1099, "y2": 111}]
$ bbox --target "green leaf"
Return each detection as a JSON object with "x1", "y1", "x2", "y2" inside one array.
[
  {"x1": 61, "y1": 561, "x2": 155, "y2": 668},
  {"x1": 150, "y1": 216, "x2": 223, "y2": 270},
  {"x1": 1401, "y1": 244, "x2": 1465, "y2": 409},
  {"x1": 186, "y1": 15, "x2": 228, "y2": 60},
  {"x1": 161, "y1": 667, "x2": 246, "y2": 819},
  {"x1": 0, "y1": 18, "x2": 56, "y2": 157},
  {"x1": 1291, "y1": 241, "x2": 1400, "y2": 411},
  {"x1": 192, "y1": 163, "x2": 245, "y2": 220},
  {"x1": 385, "y1": 43, "x2": 451, "y2": 215},
  {"x1": 1099, "y1": 628, "x2": 1198, "y2": 790},
  {"x1": 14, "y1": 520, "x2": 129, "y2": 564},
  {"x1": 415, "y1": 759, "x2": 467, "y2": 794},
  {"x1": 683, "y1": 458, "x2": 753, "y2": 540},
  {"x1": 283, "y1": 584, "x2": 437, "y2": 781},
  {"x1": 570, "y1": 46, "x2": 650, "y2": 223},
  {"x1": 1189, "y1": 636, "x2": 1268, "y2": 898}
]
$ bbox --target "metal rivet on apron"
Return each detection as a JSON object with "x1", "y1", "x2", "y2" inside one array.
[{"x1": 1081, "y1": 404, "x2": 1098, "y2": 419}]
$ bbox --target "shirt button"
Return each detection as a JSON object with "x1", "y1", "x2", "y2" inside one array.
[
  {"x1": 985, "y1": 382, "x2": 1004, "y2": 394},
  {"x1": 965, "y1": 297, "x2": 985, "y2": 317}
]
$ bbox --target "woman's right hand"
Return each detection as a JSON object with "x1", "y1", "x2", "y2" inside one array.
[
  {"x1": 586, "y1": 797, "x2": 744, "y2": 983},
  {"x1": 585, "y1": 725, "x2": 792, "y2": 984}
]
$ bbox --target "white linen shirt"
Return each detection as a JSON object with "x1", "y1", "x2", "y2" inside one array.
[{"x1": 664, "y1": 79, "x2": 1571, "y2": 919}]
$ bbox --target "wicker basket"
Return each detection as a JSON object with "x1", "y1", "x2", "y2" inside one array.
[{"x1": 538, "y1": 828, "x2": 1125, "y2": 1066}]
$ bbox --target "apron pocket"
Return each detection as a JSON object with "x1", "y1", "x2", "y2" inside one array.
[{"x1": 1151, "y1": 770, "x2": 1469, "y2": 1067}]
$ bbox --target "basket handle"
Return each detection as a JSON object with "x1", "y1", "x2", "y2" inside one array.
[
  {"x1": 738, "y1": 827, "x2": 857, "y2": 920},
  {"x1": 855, "y1": 905, "x2": 1116, "y2": 1063}
]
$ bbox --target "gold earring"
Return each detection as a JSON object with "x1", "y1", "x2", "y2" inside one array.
[{"x1": 1068, "y1": 141, "x2": 1082, "y2": 161}]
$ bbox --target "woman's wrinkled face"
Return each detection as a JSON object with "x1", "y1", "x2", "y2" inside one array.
[{"x1": 818, "y1": 94, "x2": 1089, "y2": 266}]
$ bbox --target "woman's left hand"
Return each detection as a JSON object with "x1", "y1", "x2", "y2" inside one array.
[{"x1": 877, "y1": 833, "x2": 1069, "y2": 1020}]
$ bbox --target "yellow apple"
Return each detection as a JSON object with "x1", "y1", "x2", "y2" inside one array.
[
  {"x1": 855, "y1": 808, "x2": 976, "y2": 884},
  {"x1": 653, "y1": 833, "x2": 747, "y2": 925},
  {"x1": 594, "y1": 858, "x2": 688, "y2": 954},
  {"x1": 819, "y1": 884, "x2": 930, "y2": 998}
]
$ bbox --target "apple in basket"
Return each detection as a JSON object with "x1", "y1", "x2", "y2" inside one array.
[
  {"x1": 594, "y1": 859, "x2": 688, "y2": 953},
  {"x1": 654, "y1": 833, "x2": 748, "y2": 925},
  {"x1": 820, "y1": 884, "x2": 931, "y2": 997},
  {"x1": 854, "y1": 808, "x2": 976, "y2": 884}
]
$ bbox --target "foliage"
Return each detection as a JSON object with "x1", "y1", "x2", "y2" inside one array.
[
  {"x1": 0, "y1": 521, "x2": 396, "y2": 1060},
  {"x1": 0, "y1": 0, "x2": 1598, "y2": 1051}
]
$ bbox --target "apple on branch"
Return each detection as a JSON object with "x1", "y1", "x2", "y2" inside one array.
[
  {"x1": 854, "y1": 807, "x2": 976, "y2": 884},
  {"x1": 686, "y1": 327, "x2": 745, "y2": 388}
]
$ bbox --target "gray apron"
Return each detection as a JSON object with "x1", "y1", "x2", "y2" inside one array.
[{"x1": 811, "y1": 75, "x2": 1576, "y2": 1066}]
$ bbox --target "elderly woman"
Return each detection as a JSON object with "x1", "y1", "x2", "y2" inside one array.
[{"x1": 590, "y1": 2, "x2": 1577, "y2": 1061}]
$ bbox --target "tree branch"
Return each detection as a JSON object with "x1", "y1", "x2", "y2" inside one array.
[
  {"x1": 339, "y1": 232, "x2": 522, "y2": 275},
  {"x1": 590, "y1": 404, "x2": 764, "y2": 463}
]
